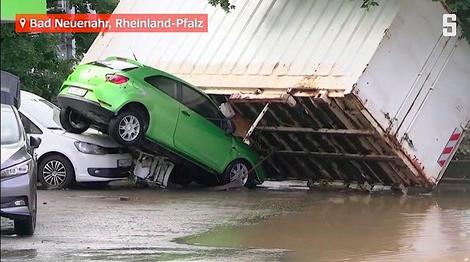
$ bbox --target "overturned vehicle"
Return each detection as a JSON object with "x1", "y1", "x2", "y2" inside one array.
[{"x1": 77, "y1": 0, "x2": 470, "y2": 192}]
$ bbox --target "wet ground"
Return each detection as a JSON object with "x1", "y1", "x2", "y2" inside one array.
[{"x1": 1, "y1": 181, "x2": 470, "y2": 261}]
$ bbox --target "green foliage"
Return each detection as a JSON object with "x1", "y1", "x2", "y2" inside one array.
[
  {"x1": 208, "y1": 0, "x2": 235, "y2": 13},
  {"x1": 360, "y1": 0, "x2": 379, "y2": 10},
  {"x1": 47, "y1": 0, "x2": 119, "y2": 59},
  {"x1": 69, "y1": 0, "x2": 119, "y2": 14},
  {"x1": 455, "y1": 131, "x2": 470, "y2": 160},
  {"x1": 0, "y1": 0, "x2": 119, "y2": 101},
  {"x1": 69, "y1": 0, "x2": 119, "y2": 58},
  {"x1": 444, "y1": 0, "x2": 470, "y2": 41},
  {"x1": 0, "y1": 24, "x2": 75, "y2": 101}
]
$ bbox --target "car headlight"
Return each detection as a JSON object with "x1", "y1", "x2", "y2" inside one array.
[
  {"x1": 74, "y1": 141, "x2": 106, "y2": 155},
  {"x1": 1, "y1": 160, "x2": 31, "y2": 178}
]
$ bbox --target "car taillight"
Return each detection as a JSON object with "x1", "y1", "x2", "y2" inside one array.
[{"x1": 106, "y1": 74, "x2": 129, "y2": 84}]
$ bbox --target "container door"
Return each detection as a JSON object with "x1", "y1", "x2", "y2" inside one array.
[
  {"x1": 355, "y1": 0, "x2": 446, "y2": 133},
  {"x1": 396, "y1": 38, "x2": 470, "y2": 183},
  {"x1": 355, "y1": 0, "x2": 470, "y2": 183},
  {"x1": 391, "y1": 35, "x2": 459, "y2": 139}
]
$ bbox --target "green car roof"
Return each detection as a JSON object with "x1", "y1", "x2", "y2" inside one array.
[{"x1": 101, "y1": 57, "x2": 212, "y2": 100}]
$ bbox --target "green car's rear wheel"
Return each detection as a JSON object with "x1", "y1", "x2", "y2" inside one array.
[
  {"x1": 109, "y1": 109, "x2": 146, "y2": 146},
  {"x1": 59, "y1": 107, "x2": 90, "y2": 134}
]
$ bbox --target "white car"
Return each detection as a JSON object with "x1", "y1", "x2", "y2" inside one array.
[{"x1": 18, "y1": 91, "x2": 133, "y2": 189}]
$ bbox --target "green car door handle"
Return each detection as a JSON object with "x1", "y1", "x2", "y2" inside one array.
[{"x1": 182, "y1": 110, "x2": 190, "y2": 117}]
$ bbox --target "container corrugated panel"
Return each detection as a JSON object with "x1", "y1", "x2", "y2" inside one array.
[{"x1": 83, "y1": 0, "x2": 399, "y2": 95}]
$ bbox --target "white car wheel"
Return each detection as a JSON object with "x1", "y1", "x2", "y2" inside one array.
[
  {"x1": 43, "y1": 160, "x2": 67, "y2": 187},
  {"x1": 39, "y1": 155, "x2": 75, "y2": 189}
]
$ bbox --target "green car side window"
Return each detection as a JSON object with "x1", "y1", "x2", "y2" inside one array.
[
  {"x1": 181, "y1": 84, "x2": 221, "y2": 125},
  {"x1": 144, "y1": 76, "x2": 178, "y2": 99}
]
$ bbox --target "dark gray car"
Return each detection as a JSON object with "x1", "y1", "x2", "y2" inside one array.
[{"x1": 1, "y1": 104, "x2": 41, "y2": 235}]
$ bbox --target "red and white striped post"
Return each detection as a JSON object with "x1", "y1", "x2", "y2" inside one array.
[{"x1": 437, "y1": 127, "x2": 464, "y2": 167}]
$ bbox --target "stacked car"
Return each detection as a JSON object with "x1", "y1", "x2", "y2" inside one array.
[
  {"x1": 56, "y1": 57, "x2": 265, "y2": 187},
  {"x1": 19, "y1": 91, "x2": 133, "y2": 189}
]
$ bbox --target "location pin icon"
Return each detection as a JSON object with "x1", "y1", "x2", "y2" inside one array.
[{"x1": 19, "y1": 18, "x2": 27, "y2": 28}]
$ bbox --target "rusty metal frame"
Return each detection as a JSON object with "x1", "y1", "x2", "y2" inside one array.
[
  {"x1": 210, "y1": 89, "x2": 432, "y2": 190},
  {"x1": 256, "y1": 126, "x2": 375, "y2": 136}
]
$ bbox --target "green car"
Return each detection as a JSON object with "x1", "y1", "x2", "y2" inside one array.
[{"x1": 57, "y1": 57, "x2": 265, "y2": 187}]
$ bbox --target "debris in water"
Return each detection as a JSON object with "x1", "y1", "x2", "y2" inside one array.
[{"x1": 119, "y1": 196, "x2": 130, "y2": 201}]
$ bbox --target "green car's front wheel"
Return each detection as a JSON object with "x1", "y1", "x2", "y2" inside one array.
[
  {"x1": 221, "y1": 159, "x2": 257, "y2": 188},
  {"x1": 109, "y1": 109, "x2": 147, "y2": 146}
]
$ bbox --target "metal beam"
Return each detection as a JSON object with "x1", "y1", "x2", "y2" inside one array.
[
  {"x1": 243, "y1": 103, "x2": 270, "y2": 143},
  {"x1": 274, "y1": 151, "x2": 399, "y2": 161},
  {"x1": 267, "y1": 103, "x2": 341, "y2": 180},
  {"x1": 243, "y1": 103, "x2": 295, "y2": 175},
  {"x1": 327, "y1": 98, "x2": 406, "y2": 185},
  {"x1": 256, "y1": 126, "x2": 375, "y2": 136}
]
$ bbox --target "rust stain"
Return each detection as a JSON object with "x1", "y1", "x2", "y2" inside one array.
[
  {"x1": 297, "y1": 76, "x2": 319, "y2": 88},
  {"x1": 231, "y1": 113, "x2": 251, "y2": 138}
]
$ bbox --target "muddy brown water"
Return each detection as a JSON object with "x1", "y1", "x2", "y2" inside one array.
[
  {"x1": 1, "y1": 181, "x2": 470, "y2": 261},
  {"x1": 182, "y1": 188, "x2": 470, "y2": 261}
]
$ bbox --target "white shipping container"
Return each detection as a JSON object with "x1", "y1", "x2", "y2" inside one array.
[
  {"x1": 356, "y1": 0, "x2": 470, "y2": 185},
  {"x1": 83, "y1": 0, "x2": 469, "y2": 190}
]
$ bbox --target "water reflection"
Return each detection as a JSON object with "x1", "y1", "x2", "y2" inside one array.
[{"x1": 185, "y1": 194, "x2": 470, "y2": 261}]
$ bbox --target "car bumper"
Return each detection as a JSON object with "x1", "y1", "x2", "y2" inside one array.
[
  {"x1": 57, "y1": 94, "x2": 114, "y2": 125},
  {"x1": 87, "y1": 167, "x2": 132, "y2": 178},
  {"x1": 1, "y1": 174, "x2": 34, "y2": 219},
  {"x1": 0, "y1": 206, "x2": 31, "y2": 220},
  {"x1": 71, "y1": 152, "x2": 133, "y2": 182}
]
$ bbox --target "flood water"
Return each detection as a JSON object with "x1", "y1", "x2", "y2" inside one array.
[
  {"x1": 183, "y1": 189, "x2": 470, "y2": 261},
  {"x1": 1, "y1": 182, "x2": 470, "y2": 261}
]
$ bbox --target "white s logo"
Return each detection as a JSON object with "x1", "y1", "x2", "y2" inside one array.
[{"x1": 443, "y1": 14, "x2": 457, "y2": 37}]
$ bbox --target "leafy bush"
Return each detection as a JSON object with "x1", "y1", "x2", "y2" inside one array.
[
  {"x1": 444, "y1": 0, "x2": 470, "y2": 41},
  {"x1": 0, "y1": 24, "x2": 75, "y2": 101},
  {"x1": 455, "y1": 132, "x2": 470, "y2": 160}
]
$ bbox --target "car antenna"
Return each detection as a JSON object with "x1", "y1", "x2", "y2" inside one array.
[{"x1": 129, "y1": 46, "x2": 139, "y2": 62}]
